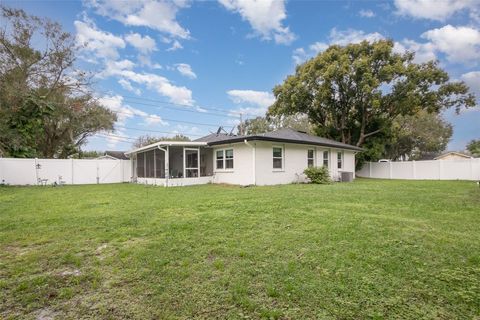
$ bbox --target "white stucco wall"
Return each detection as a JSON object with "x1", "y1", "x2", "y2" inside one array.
[
  {"x1": 252, "y1": 141, "x2": 356, "y2": 186},
  {"x1": 212, "y1": 142, "x2": 254, "y2": 185}
]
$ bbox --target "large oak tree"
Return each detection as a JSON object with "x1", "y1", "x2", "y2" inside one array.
[
  {"x1": 0, "y1": 6, "x2": 116, "y2": 158},
  {"x1": 269, "y1": 40, "x2": 475, "y2": 153}
]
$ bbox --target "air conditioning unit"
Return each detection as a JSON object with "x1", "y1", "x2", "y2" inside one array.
[{"x1": 340, "y1": 171, "x2": 353, "y2": 182}]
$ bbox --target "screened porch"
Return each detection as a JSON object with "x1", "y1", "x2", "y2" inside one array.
[{"x1": 129, "y1": 142, "x2": 214, "y2": 186}]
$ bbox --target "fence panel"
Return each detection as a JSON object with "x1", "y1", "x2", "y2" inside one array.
[
  {"x1": 0, "y1": 158, "x2": 131, "y2": 185},
  {"x1": 357, "y1": 159, "x2": 480, "y2": 181}
]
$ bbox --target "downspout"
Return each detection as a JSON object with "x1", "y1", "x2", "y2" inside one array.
[
  {"x1": 244, "y1": 140, "x2": 256, "y2": 185},
  {"x1": 158, "y1": 146, "x2": 168, "y2": 187}
]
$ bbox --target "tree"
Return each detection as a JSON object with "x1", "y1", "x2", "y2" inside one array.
[
  {"x1": 385, "y1": 110, "x2": 453, "y2": 160},
  {"x1": 0, "y1": 6, "x2": 116, "y2": 158},
  {"x1": 269, "y1": 40, "x2": 475, "y2": 153},
  {"x1": 239, "y1": 114, "x2": 315, "y2": 135},
  {"x1": 467, "y1": 139, "x2": 480, "y2": 157},
  {"x1": 132, "y1": 134, "x2": 191, "y2": 149}
]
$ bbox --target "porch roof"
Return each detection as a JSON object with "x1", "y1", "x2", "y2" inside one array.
[{"x1": 125, "y1": 141, "x2": 207, "y2": 155}]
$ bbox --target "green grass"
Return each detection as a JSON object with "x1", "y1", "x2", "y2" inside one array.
[{"x1": 0, "y1": 179, "x2": 479, "y2": 319}]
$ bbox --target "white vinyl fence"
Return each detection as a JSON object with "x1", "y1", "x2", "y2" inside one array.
[
  {"x1": 0, "y1": 158, "x2": 132, "y2": 186},
  {"x1": 356, "y1": 159, "x2": 480, "y2": 181}
]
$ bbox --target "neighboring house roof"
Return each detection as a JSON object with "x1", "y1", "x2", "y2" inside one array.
[
  {"x1": 104, "y1": 151, "x2": 129, "y2": 160},
  {"x1": 434, "y1": 151, "x2": 473, "y2": 160},
  {"x1": 196, "y1": 128, "x2": 363, "y2": 151}
]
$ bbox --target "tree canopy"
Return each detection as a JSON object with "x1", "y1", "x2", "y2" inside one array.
[
  {"x1": 0, "y1": 6, "x2": 116, "y2": 158},
  {"x1": 466, "y1": 139, "x2": 480, "y2": 157},
  {"x1": 269, "y1": 40, "x2": 475, "y2": 158},
  {"x1": 239, "y1": 114, "x2": 314, "y2": 135}
]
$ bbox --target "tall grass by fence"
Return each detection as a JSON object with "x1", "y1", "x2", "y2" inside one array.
[
  {"x1": 356, "y1": 159, "x2": 480, "y2": 181},
  {"x1": 0, "y1": 158, "x2": 131, "y2": 186}
]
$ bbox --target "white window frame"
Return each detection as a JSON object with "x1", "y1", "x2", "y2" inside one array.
[
  {"x1": 215, "y1": 148, "x2": 234, "y2": 172},
  {"x1": 272, "y1": 145, "x2": 284, "y2": 171},
  {"x1": 323, "y1": 150, "x2": 329, "y2": 168},
  {"x1": 337, "y1": 151, "x2": 343, "y2": 170},
  {"x1": 307, "y1": 149, "x2": 315, "y2": 168}
]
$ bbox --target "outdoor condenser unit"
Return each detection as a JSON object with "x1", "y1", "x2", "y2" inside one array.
[{"x1": 341, "y1": 171, "x2": 353, "y2": 182}]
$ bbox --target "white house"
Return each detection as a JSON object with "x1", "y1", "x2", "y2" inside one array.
[{"x1": 125, "y1": 128, "x2": 362, "y2": 187}]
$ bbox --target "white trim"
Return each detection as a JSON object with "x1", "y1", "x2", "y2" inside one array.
[
  {"x1": 183, "y1": 147, "x2": 200, "y2": 178},
  {"x1": 214, "y1": 147, "x2": 234, "y2": 172},
  {"x1": 126, "y1": 141, "x2": 207, "y2": 155},
  {"x1": 272, "y1": 145, "x2": 284, "y2": 171},
  {"x1": 307, "y1": 148, "x2": 315, "y2": 168}
]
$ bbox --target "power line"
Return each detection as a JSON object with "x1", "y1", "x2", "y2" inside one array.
[
  {"x1": 115, "y1": 125, "x2": 205, "y2": 137},
  {"x1": 96, "y1": 89, "x2": 258, "y2": 117},
  {"x1": 110, "y1": 110, "x2": 226, "y2": 128},
  {"x1": 99, "y1": 95, "x2": 236, "y2": 118}
]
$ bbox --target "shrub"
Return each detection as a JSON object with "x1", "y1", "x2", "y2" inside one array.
[{"x1": 303, "y1": 166, "x2": 331, "y2": 184}]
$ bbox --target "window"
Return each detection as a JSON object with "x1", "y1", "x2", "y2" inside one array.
[
  {"x1": 323, "y1": 151, "x2": 329, "y2": 168},
  {"x1": 337, "y1": 151, "x2": 343, "y2": 169},
  {"x1": 307, "y1": 149, "x2": 314, "y2": 167},
  {"x1": 216, "y1": 150, "x2": 224, "y2": 169},
  {"x1": 225, "y1": 149, "x2": 234, "y2": 169},
  {"x1": 215, "y1": 148, "x2": 234, "y2": 170},
  {"x1": 273, "y1": 146, "x2": 283, "y2": 170}
]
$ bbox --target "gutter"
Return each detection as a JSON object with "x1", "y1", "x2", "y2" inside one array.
[{"x1": 244, "y1": 140, "x2": 256, "y2": 185}]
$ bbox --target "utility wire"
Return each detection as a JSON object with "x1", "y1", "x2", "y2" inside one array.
[
  {"x1": 115, "y1": 125, "x2": 205, "y2": 137},
  {"x1": 110, "y1": 110, "x2": 227, "y2": 128},
  {"x1": 96, "y1": 89, "x2": 259, "y2": 117}
]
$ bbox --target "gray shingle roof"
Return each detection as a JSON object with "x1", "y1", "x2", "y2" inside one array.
[
  {"x1": 105, "y1": 151, "x2": 129, "y2": 160},
  {"x1": 195, "y1": 128, "x2": 363, "y2": 151}
]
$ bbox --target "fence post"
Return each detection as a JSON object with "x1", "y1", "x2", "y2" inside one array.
[
  {"x1": 96, "y1": 160, "x2": 100, "y2": 184},
  {"x1": 412, "y1": 160, "x2": 416, "y2": 179},
  {"x1": 71, "y1": 158, "x2": 74, "y2": 185},
  {"x1": 389, "y1": 161, "x2": 393, "y2": 179},
  {"x1": 438, "y1": 160, "x2": 443, "y2": 180},
  {"x1": 369, "y1": 162, "x2": 372, "y2": 178},
  {"x1": 34, "y1": 158, "x2": 39, "y2": 185}
]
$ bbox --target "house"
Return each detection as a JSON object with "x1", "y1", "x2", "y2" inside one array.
[
  {"x1": 434, "y1": 152, "x2": 473, "y2": 161},
  {"x1": 125, "y1": 128, "x2": 362, "y2": 186},
  {"x1": 97, "y1": 151, "x2": 129, "y2": 160}
]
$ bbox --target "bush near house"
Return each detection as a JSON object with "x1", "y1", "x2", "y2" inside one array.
[{"x1": 303, "y1": 166, "x2": 331, "y2": 184}]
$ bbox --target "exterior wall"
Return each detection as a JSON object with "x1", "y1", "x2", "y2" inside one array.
[
  {"x1": 254, "y1": 141, "x2": 356, "y2": 186},
  {"x1": 212, "y1": 142, "x2": 254, "y2": 185},
  {"x1": 357, "y1": 159, "x2": 480, "y2": 181}
]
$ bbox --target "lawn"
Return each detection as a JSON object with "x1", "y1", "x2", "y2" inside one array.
[{"x1": 0, "y1": 179, "x2": 479, "y2": 319}]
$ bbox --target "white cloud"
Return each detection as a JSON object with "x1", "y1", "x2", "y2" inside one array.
[
  {"x1": 393, "y1": 39, "x2": 437, "y2": 63},
  {"x1": 218, "y1": 0, "x2": 296, "y2": 45},
  {"x1": 118, "y1": 79, "x2": 141, "y2": 95},
  {"x1": 394, "y1": 0, "x2": 478, "y2": 21},
  {"x1": 421, "y1": 25, "x2": 480, "y2": 64},
  {"x1": 227, "y1": 90, "x2": 275, "y2": 116},
  {"x1": 292, "y1": 28, "x2": 384, "y2": 64},
  {"x1": 98, "y1": 59, "x2": 194, "y2": 106},
  {"x1": 86, "y1": 0, "x2": 190, "y2": 39},
  {"x1": 462, "y1": 71, "x2": 480, "y2": 97},
  {"x1": 359, "y1": 9, "x2": 376, "y2": 18},
  {"x1": 74, "y1": 19, "x2": 125, "y2": 60},
  {"x1": 97, "y1": 95, "x2": 167, "y2": 146},
  {"x1": 166, "y1": 39, "x2": 183, "y2": 51},
  {"x1": 125, "y1": 33, "x2": 157, "y2": 54},
  {"x1": 175, "y1": 63, "x2": 197, "y2": 79}
]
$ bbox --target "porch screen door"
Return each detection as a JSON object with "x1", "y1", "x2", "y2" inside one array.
[{"x1": 184, "y1": 148, "x2": 199, "y2": 178}]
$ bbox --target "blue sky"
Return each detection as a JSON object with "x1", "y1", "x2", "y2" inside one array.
[{"x1": 5, "y1": 0, "x2": 480, "y2": 151}]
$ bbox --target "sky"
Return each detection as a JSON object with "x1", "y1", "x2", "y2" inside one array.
[{"x1": 4, "y1": 0, "x2": 480, "y2": 152}]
